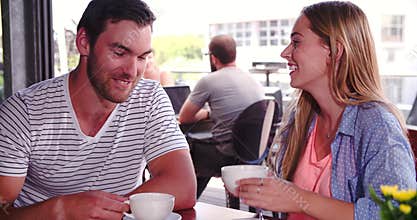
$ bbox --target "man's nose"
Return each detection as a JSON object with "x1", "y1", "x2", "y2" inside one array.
[{"x1": 123, "y1": 57, "x2": 139, "y2": 77}]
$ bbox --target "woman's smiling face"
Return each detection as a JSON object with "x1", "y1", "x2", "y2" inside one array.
[{"x1": 280, "y1": 15, "x2": 331, "y2": 93}]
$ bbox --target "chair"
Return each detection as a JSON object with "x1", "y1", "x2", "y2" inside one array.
[
  {"x1": 226, "y1": 99, "x2": 281, "y2": 210},
  {"x1": 406, "y1": 95, "x2": 417, "y2": 178},
  {"x1": 232, "y1": 99, "x2": 280, "y2": 164},
  {"x1": 271, "y1": 89, "x2": 283, "y2": 122},
  {"x1": 186, "y1": 99, "x2": 281, "y2": 210},
  {"x1": 407, "y1": 95, "x2": 417, "y2": 126}
]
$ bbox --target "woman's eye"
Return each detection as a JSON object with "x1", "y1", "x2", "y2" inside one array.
[{"x1": 292, "y1": 40, "x2": 300, "y2": 48}]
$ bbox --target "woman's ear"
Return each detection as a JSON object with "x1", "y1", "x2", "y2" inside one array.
[
  {"x1": 325, "y1": 41, "x2": 344, "y2": 65},
  {"x1": 76, "y1": 28, "x2": 90, "y2": 56},
  {"x1": 334, "y1": 41, "x2": 344, "y2": 62}
]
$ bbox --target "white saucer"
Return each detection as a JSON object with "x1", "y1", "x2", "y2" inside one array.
[{"x1": 124, "y1": 212, "x2": 181, "y2": 220}]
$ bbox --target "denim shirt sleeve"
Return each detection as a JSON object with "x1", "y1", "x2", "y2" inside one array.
[{"x1": 350, "y1": 104, "x2": 416, "y2": 219}]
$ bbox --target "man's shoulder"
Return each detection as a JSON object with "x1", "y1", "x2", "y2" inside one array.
[
  {"x1": 126, "y1": 79, "x2": 165, "y2": 105},
  {"x1": 131, "y1": 79, "x2": 160, "y2": 95},
  {"x1": 19, "y1": 75, "x2": 66, "y2": 97}
]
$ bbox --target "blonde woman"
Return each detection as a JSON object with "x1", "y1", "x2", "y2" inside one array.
[{"x1": 237, "y1": 1, "x2": 416, "y2": 219}]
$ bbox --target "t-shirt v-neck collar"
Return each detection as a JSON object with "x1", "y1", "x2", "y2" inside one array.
[{"x1": 63, "y1": 73, "x2": 119, "y2": 142}]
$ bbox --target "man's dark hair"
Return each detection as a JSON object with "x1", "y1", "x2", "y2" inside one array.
[
  {"x1": 209, "y1": 35, "x2": 236, "y2": 64},
  {"x1": 77, "y1": 0, "x2": 156, "y2": 48}
]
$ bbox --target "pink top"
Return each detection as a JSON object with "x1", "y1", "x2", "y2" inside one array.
[{"x1": 287, "y1": 121, "x2": 332, "y2": 220}]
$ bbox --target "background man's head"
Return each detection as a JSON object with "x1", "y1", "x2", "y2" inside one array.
[
  {"x1": 209, "y1": 35, "x2": 236, "y2": 72},
  {"x1": 77, "y1": 0, "x2": 156, "y2": 49},
  {"x1": 209, "y1": 35, "x2": 236, "y2": 65}
]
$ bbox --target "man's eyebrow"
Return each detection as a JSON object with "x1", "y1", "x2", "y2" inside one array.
[
  {"x1": 142, "y1": 49, "x2": 153, "y2": 57},
  {"x1": 110, "y1": 43, "x2": 152, "y2": 57},
  {"x1": 111, "y1": 43, "x2": 132, "y2": 53}
]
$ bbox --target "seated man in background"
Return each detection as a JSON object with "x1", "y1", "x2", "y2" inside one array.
[
  {"x1": 178, "y1": 34, "x2": 265, "y2": 198},
  {"x1": 0, "y1": 0, "x2": 196, "y2": 219},
  {"x1": 143, "y1": 50, "x2": 175, "y2": 86}
]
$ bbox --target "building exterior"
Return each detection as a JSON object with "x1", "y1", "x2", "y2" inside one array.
[{"x1": 208, "y1": 0, "x2": 417, "y2": 114}]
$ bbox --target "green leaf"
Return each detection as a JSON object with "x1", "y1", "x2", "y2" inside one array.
[{"x1": 369, "y1": 185, "x2": 385, "y2": 206}]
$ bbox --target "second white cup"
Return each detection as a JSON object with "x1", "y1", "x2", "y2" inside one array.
[{"x1": 124, "y1": 192, "x2": 175, "y2": 220}]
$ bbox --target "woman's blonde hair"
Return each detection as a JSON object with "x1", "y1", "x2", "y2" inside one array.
[{"x1": 267, "y1": 1, "x2": 407, "y2": 180}]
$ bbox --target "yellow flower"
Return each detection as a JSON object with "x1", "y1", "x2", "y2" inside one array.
[
  {"x1": 392, "y1": 189, "x2": 417, "y2": 202},
  {"x1": 399, "y1": 204, "x2": 412, "y2": 214},
  {"x1": 380, "y1": 185, "x2": 398, "y2": 196}
]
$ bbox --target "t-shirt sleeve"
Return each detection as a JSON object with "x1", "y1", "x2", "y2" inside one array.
[
  {"x1": 0, "y1": 94, "x2": 31, "y2": 177},
  {"x1": 143, "y1": 85, "x2": 189, "y2": 161},
  {"x1": 188, "y1": 77, "x2": 210, "y2": 108}
]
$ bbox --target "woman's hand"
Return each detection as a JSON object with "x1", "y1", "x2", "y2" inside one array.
[{"x1": 237, "y1": 177, "x2": 310, "y2": 214}]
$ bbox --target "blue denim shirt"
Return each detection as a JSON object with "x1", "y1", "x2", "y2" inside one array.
[{"x1": 277, "y1": 102, "x2": 416, "y2": 219}]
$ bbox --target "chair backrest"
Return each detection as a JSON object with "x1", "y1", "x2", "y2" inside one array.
[
  {"x1": 407, "y1": 95, "x2": 417, "y2": 126},
  {"x1": 271, "y1": 89, "x2": 283, "y2": 122},
  {"x1": 231, "y1": 99, "x2": 281, "y2": 164}
]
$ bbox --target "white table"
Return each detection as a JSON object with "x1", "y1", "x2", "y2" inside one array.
[{"x1": 179, "y1": 202, "x2": 257, "y2": 220}]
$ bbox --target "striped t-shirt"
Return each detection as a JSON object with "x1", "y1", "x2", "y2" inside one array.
[{"x1": 0, "y1": 74, "x2": 189, "y2": 207}]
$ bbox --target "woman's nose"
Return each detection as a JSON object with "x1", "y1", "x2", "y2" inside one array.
[{"x1": 280, "y1": 44, "x2": 291, "y2": 60}]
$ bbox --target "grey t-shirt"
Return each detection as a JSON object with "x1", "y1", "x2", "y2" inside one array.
[{"x1": 188, "y1": 66, "x2": 265, "y2": 155}]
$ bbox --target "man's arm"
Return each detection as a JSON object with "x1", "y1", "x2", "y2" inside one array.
[
  {"x1": 127, "y1": 149, "x2": 197, "y2": 210},
  {"x1": 0, "y1": 176, "x2": 128, "y2": 220},
  {"x1": 178, "y1": 99, "x2": 209, "y2": 124},
  {"x1": 0, "y1": 176, "x2": 59, "y2": 220}
]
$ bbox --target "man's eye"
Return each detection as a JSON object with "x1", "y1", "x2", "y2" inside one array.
[{"x1": 114, "y1": 51, "x2": 124, "y2": 57}]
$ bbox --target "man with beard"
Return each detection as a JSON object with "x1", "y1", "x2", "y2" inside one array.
[
  {"x1": 0, "y1": 0, "x2": 196, "y2": 219},
  {"x1": 178, "y1": 35, "x2": 264, "y2": 198}
]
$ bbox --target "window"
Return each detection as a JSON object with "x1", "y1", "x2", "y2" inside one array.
[
  {"x1": 52, "y1": 0, "x2": 90, "y2": 76},
  {"x1": 385, "y1": 48, "x2": 396, "y2": 62},
  {"x1": 270, "y1": 20, "x2": 278, "y2": 27},
  {"x1": 281, "y1": 19, "x2": 289, "y2": 26},
  {"x1": 281, "y1": 38, "x2": 289, "y2": 46},
  {"x1": 0, "y1": 1, "x2": 3, "y2": 102},
  {"x1": 381, "y1": 15, "x2": 404, "y2": 42},
  {"x1": 259, "y1": 21, "x2": 267, "y2": 28},
  {"x1": 217, "y1": 24, "x2": 224, "y2": 30},
  {"x1": 259, "y1": 39, "x2": 267, "y2": 46}
]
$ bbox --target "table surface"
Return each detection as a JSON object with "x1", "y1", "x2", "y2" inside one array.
[{"x1": 178, "y1": 202, "x2": 257, "y2": 220}]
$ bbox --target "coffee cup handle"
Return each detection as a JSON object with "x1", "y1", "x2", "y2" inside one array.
[{"x1": 123, "y1": 200, "x2": 135, "y2": 219}]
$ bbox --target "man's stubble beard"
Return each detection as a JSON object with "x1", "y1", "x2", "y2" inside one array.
[
  {"x1": 86, "y1": 52, "x2": 133, "y2": 104},
  {"x1": 210, "y1": 58, "x2": 217, "y2": 72}
]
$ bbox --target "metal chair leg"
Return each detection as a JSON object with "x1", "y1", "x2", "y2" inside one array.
[{"x1": 225, "y1": 191, "x2": 240, "y2": 209}]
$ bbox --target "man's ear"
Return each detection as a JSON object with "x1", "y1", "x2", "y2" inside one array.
[{"x1": 76, "y1": 28, "x2": 90, "y2": 56}]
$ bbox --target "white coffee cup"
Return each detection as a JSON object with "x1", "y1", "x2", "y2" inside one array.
[
  {"x1": 221, "y1": 165, "x2": 269, "y2": 194},
  {"x1": 124, "y1": 192, "x2": 175, "y2": 220}
]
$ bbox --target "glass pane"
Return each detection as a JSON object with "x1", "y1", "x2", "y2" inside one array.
[
  {"x1": 49, "y1": 0, "x2": 417, "y2": 119},
  {"x1": 52, "y1": 0, "x2": 90, "y2": 77},
  {"x1": 0, "y1": 0, "x2": 4, "y2": 102}
]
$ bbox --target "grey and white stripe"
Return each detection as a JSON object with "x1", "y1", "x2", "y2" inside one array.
[{"x1": 0, "y1": 74, "x2": 188, "y2": 207}]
